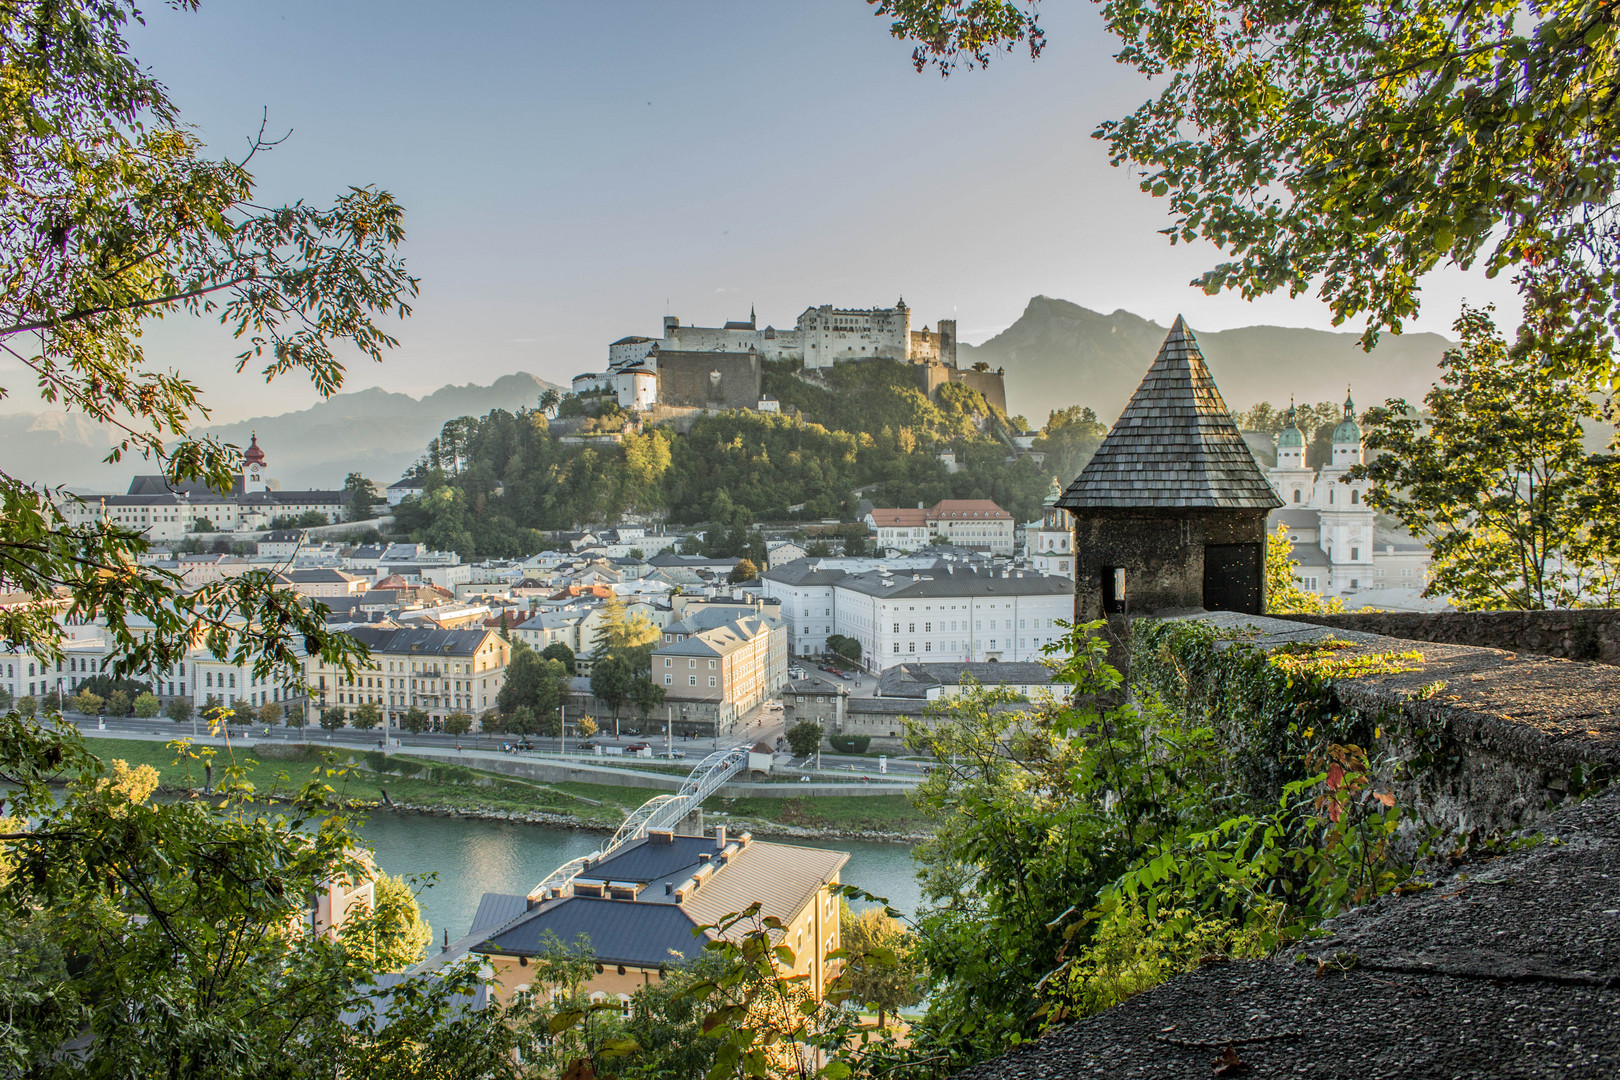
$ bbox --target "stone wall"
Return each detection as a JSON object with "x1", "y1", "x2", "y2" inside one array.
[
  {"x1": 1134, "y1": 612, "x2": 1620, "y2": 838},
  {"x1": 656, "y1": 349, "x2": 762, "y2": 410},
  {"x1": 1070, "y1": 507, "x2": 1270, "y2": 622},
  {"x1": 949, "y1": 368, "x2": 1008, "y2": 414},
  {"x1": 1283, "y1": 608, "x2": 1620, "y2": 666}
]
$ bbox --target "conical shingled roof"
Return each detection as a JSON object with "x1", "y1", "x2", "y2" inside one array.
[{"x1": 1056, "y1": 317, "x2": 1283, "y2": 511}]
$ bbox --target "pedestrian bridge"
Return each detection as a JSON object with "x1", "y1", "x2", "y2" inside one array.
[{"x1": 526, "y1": 745, "x2": 753, "y2": 902}]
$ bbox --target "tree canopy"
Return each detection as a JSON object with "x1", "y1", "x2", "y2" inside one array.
[
  {"x1": 1352, "y1": 307, "x2": 1620, "y2": 608},
  {"x1": 876, "y1": 0, "x2": 1620, "y2": 381},
  {"x1": 0, "y1": 0, "x2": 412, "y2": 684}
]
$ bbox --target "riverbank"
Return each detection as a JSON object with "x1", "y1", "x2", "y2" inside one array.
[{"x1": 74, "y1": 736, "x2": 934, "y2": 843}]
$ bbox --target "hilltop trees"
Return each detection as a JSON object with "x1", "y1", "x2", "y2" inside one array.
[{"x1": 393, "y1": 359, "x2": 1074, "y2": 559}]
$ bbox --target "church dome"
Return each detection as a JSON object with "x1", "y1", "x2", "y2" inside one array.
[
  {"x1": 243, "y1": 432, "x2": 266, "y2": 465},
  {"x1": 1332, "y1": 391, "x2": 1362, "y2": 444},
  {"x1": 1277, "y1": 402, "x2": 1305, "y2": 450}
]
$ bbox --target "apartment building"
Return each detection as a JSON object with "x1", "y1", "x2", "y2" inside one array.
[
  {"x1": 651, "y1": 611, "x2": 787, "y2": 734},
  {"x1": 304, "y1": 625, "x2": 509, "y2": 729}
]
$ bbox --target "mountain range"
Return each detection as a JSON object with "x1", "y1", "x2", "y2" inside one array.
[
  {"x1": 2, "y1": 372, "x2": 561, "y2": 491},
  {"x1": 959, "y1": 296, "x2": 1455, "y2": 425},
  {"x1": 2, "y1": 298, "x2": 1459, "y2": 492}
]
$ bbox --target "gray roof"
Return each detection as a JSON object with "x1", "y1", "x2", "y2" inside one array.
[
  {"x1": 761, "y1": 559, "x2": 849, "y2": 587},
  {"x1": 1268, "y1": 507, "x2": 1321, "y2": 530},
  {"x1": 1057, "y1": 318, "x2": 1283, "y2": 511},
  {"x1": 343, "y1": 625, "x2": 498, "y2": 657},
  {"x1": 877, "y1": 660, "x2": 1055, "y2": 698},
  {"x1": 477, "y1": 895, "x2": 707, "y2": 967},
  {"x1": 836, "y1": 565, "x2": 1069, "y2": 600}
]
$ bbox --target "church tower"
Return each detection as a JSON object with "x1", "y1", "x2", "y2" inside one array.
[
  {"x1": 242, "y1": 433, "x2": 268, "y2": 494},
  {"x1": 1266, "y1": 399, "x2": 1316, "y2": 507},
  {"x1": 1316, "y1": 390, "x2": 1374, "y2": 588},
  {"x1": 1028, "y1": 477, "x2": 1075, "y2": 578}
]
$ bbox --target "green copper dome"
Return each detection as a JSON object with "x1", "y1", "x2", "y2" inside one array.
[
  {"x1": 1277, "y1": 401, "x2": 1305, "y2": 449},
  {"x1": 1332, "y1": 390, "x2": 1362, "y2": 444}
]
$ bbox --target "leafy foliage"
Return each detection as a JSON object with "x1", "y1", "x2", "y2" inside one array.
[
  {"x1": 0, "y1": 0, "x2": 410, "y2": 686},
  {"x1": 395, "y1": 359, "x2": 1084, "y2": 557},
  {"x1": 787, "y1": 720, "x2": 825, "y2": 758},
  {"x1": 1265, "y1": 526, "x2": 1348, "y2": 615},
  {"x1": 1352, "y1": 307, "x2": 1620, "y2": 608},
  {"x1": 878, "y1": 0, "x2": 1620, "y2": 380}
]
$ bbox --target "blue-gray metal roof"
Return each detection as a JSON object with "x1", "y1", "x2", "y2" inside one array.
[
  {"x1": 467, "y1": 891, "x2": 530, "y2": 938},
  {"x1": 477, "y1": 896, "x2": 707, "y2": 967},
  {"x1": 590, "y1": 836, "x2": 718, "y2": 885}
]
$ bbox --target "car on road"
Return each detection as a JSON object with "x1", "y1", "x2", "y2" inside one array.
[
  {"x1": 626, "y1": 741, "x2": 651, "y2": 753},
  {"x1": 578, "y1": 740, "x2": 599, "y2": 751},
  {"x1": 621, "y1": 728, "x2": 640, "y2": 737},
  {"x1": 515, "y1": 739, "x2": 534, "y2": 751}
]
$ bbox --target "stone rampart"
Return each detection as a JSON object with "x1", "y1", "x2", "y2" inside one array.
[
  {"x1": 1283, "y1": 607, "x2": 1620, "y2": 666},
  {"x1": 1134, "y1": 612, "x2": 1620, "y2": 839}
]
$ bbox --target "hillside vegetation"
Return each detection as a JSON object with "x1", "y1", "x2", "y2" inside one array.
[{"x1": 393, "y1": 359, "x2": 1106, "y2": 559}]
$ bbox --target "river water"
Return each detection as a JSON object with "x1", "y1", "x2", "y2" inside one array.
[{"x1": 356, "y1": 813, "x2": 925, "y2": 946}]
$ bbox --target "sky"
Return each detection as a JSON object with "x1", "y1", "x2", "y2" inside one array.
[{"x1": 8, "y1": 0, "x2": 1519, "y2": 423}]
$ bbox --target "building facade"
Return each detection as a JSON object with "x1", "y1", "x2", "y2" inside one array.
[
  {"x1": 864, "y1": 499, "x2": 1016, "y2": 555},
  {"x1": 303, "y1": 625, "x2": 510, "y2": 730}
]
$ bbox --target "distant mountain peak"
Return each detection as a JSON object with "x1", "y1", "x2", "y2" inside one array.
[{"x1": 960, "y1": 296, "x2": 1452, "y2": 424}]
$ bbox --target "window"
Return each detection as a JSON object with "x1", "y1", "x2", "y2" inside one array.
[
  {"x1": 1351, "y1": 490, "x2": 1360, "y2": 505},
  {"x1": 1351, "y1": 547, "x2": 1360, "y2": 560},
  {"x1": 663, "y1": 674, "x2": 673, "y2": 685},
  {"x1": 709, "y1": 677, "x2": 717, "y2": 687},
  {"x1": 664, "y1": 658, "x2": 671, "y2": 667},
  {"x1": 689, "y1": 676, "x2": 696, "y2": 686},
  {"x1": 709, "y1": 659, "x2": 717, "y2": 669},
  {"x1": 689, "y1": 659, "x2": 696, "y2": 669},
  {"x1": 1293, "y1": 489, "x2": 1302, "y2": 503}
]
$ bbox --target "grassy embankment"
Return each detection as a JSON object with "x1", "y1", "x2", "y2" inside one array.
[{"x1": 77, "y1": 739, "x2": 931, "y2": 835}]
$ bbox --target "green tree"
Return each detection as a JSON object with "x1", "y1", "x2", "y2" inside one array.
[
  {"x1": 840, "y1": 901, "x2": 925, "y2": 1029},
  {"x1": 39, "y1": 688, "x2": 62, "y2": 715},
  {"x1": 629, "y1": 674, "x2": 666, "y2": 727},
  {"x1": 786, "y1": 719, "x2": 824, "y2": 758},
  {"x1": 131, "y1": 691, "x2": 160, "y2": 718},
  {"x1": 576, "y1": 715, "x2": 598, "y2": 739},
  {"x1": 339, "y1": 872, "x2": 432, "y2": 972},
  {"x1": 591, "y1": 595, "x2": 659, "y2": 669},
  {"x1": 399, "y1": 707, "x2": 430, "y2": 734},
  {"x1": 876, "y1": 0, "x2": 1620, "y2": 380},
  {"x1": 296, "y1": 509, "x2": 331, "y2": 528},
  {"x1": 728, "y1": 558, "x2": 759, "y2": 584},
  {"x1": 16, "y1": 696, "x2": 37, "y2": 719},
  {"x1": 1265, "y1": 527, "x2": 1348, "y2": 615},
  {"x1": 826, "y1": 634, "x2": 862, "y2": 665},
  {"x1": 443, "y1": 711, "x2": 473, "y2": 736},
  {"x1": 319, "y1": 706, "x2": 347, "y2": 732},
  {"x1": 343, "y1": 472, "x2": 379, "y2": 521},
  {"x1": 351, "y1": 701, "x2": 382, "y2": 731},
  {"x1": 71, "y1": 690, "x2": 102, "y2": 716},
  {"x1": 165, "y1": 697, "x2": 193, "y2": 724},
  {"x1": 104, "y1": 689, "x2": 132, "y2": 717},
  {"x1": 542, "y1": 640, "x2": 577, "y2": 672},
  {"x1": 256, "y1": 698, "x2": 282, "y2": 728},
  {"x1": 0, "y1": 2, "x2": 403, "y2": 692},
  {"x1": 191, "y1": 516, "x2": 216, "y2": 533},
  {"x1": 0, "y1": 717, "x2": 523, "y2": 1076},
  {"x1": 1352, "y1": 308, "x2": 1620, "y2": 608},
  {"x1": 590, "y1": 656, "x2": 634, "y2": 732}
]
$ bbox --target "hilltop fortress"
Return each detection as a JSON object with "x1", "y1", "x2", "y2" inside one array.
[{"x1": 573, "y1": 299, "x2": 1007, "y2": 414}]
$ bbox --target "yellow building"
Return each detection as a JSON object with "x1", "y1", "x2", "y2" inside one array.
[
  {"x1": 303, "y1": 625, "x2": 509, "y2": 730},
  {"x1": 465, "y1": 829, "x2": 847, "y2": 1011}
]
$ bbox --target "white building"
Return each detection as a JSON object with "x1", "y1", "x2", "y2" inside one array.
[
  {"x1": 864, "y1": 499, "x2": 1016, "y2": 555},
  {"x1": 1265, "y1": 394, "x2": 1432, "y2": 603},
  {"x1": 1024, "y1": 479, "x2": 1075, "y2": 578},
  {"x1": 57, "y1": 434, "x2": 354, "y2": 541},
  {"x1": 834, "y1": 565, "x2": 1071, "y2": 669}
]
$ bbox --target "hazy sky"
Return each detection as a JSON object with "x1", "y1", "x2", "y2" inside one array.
[{"x1": 8, "y1": 0, "x2": 1517, "y2": 423}]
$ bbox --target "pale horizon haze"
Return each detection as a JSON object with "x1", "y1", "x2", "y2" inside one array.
[{"x1": 1, "y1": 1, "x2": 1518, "y2": 424}]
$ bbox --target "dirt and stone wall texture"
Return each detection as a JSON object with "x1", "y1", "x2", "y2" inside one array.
[{"x1": 1284, "y1": 608, "x2": 1620, "y2": 666}]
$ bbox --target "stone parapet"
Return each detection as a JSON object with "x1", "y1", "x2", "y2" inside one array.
[{"x1": 1283, "y1": 607, "x2": 1620, "y2": 666}]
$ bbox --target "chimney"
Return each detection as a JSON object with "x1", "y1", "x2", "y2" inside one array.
[
  {"x1": 665, "y1": 882, "x2": 674, "y2": 895},
  {"x1": 715, "y1": 825, "x2": 727, "y2": 849}
]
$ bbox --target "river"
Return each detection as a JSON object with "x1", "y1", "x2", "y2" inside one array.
[{"x1": 356, "y1": 813, "x2": 925, "y2": 946}]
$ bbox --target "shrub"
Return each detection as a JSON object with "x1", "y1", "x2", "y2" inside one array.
[{"x1": 828, "y1": 734, "x2": 870, "y2": 754}]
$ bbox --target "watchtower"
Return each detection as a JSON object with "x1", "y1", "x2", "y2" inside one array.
[{"x1": 1056, "y1": 317, "x2": 1282, "y2": 622}]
